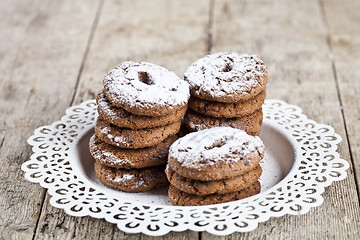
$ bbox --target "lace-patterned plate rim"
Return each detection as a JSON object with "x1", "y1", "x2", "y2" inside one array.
[{"x1": 21, "y1": 99, "x2": 350, "y2": 236}]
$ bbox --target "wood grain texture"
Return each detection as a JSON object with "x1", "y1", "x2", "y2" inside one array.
[
  {"x1": 34, "y1": 0, "x2": 210, "y2": 238},
  {"x1": 203, "y1": 0, "x2": 360, "y2": 238},
  {"x1": 323, "y1": 0, "x2": 360, "y2": 195},
  {"x1": 72, "y1": 0, "x2": 211, "y2": 104},
  {"x1": 0, "y1": 1, "x2": 99, "y2": 239},
  {"x1": 36, "y1": 194, "x2": 196, "y2": 240}
]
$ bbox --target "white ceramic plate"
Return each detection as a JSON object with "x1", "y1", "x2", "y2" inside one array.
[{"x1": 22, "y1": 99, "x2": 349, "y2": 236}]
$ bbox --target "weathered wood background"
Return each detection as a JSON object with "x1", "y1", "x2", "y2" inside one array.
[{"x1": 1, "y1": 0, "x2": 359, "y2": 239}]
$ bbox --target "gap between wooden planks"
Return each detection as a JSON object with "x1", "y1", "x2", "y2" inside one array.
[{"x1": 322, "y1": 0, "x2": 360, "y2": 200}]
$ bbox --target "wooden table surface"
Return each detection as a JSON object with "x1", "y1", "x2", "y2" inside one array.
[{"x1": 1, "y1": 0, "x2": 359, "y2": 239}]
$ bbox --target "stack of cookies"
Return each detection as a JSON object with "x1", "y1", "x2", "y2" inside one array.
[
  {"x1": 89, "y1": 61, "x2": 190, "y2": 192},
  {"x1": 184, "y1": 52, "x2": 268, "y2": 136},
  {"x1": 165, "y1": 127, "x2": 265, "y2": 206}
]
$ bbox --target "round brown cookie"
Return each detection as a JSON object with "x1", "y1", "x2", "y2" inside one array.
[
  {"x1": 97, "y1": 90, "x2": 187, "y2": 129},
  {"x1": 103, "y1": 61, "x2": 190, "y2": 117},
  {"x1": 89, "y1": 134, "x2": 178, "y2": 169},
  {"x1": 168, "y1": 127, "x2": 265, "y2": 181},
  {"x1": 168, "y1": 181, "x2": 261, "y2": 206},
  {"x1": 94, "y1": 161, "x2": 168, "y2": 192},
  {"x1": 184, "y1": 108, "x2": 263, "y2": 136},
  {"x1": 184, "y1": 52, "x2": 268, "y2": 103},
  {"x1": 94, "y1": 118, "x2": 181, "y2": 149},
  {"x1": 188, "y1": 90, "x2": 266, "y2": 118},
  {"x1": 165, "y1": 165, "x2": 262, "y2": 196}
]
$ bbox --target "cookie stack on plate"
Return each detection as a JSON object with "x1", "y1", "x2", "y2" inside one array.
[
  {"x1": 184, "y1": 52, "x2": 268, "y2": 136},
  {"x1": 165, "y1": 127, "x2": 264, "y2": 206},
  {"x1": 89, "y1": 61, "x2": 190, "y2": 192}
]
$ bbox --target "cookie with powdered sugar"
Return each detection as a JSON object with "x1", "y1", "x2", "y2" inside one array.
[
  {"x1": 188, "y1": 90, "x2": 266, "y2": 118},
  {"x1": 168, "y1": 127, "x2": 265, "y2": 181},
  {"x1": 165, "y1": 164, "x2": 262, "y2": 196},
  {"x1": 184, "y1": 108, "x2": 263, "y2": 136},
  {"x1": 94, "y1": 161, "x2": 168, "y2": 193},
  {"x1": 184, "y1": 52, "x2": 268, "y2": 103},
  {"x1": 168, "y1": 181, "x2": 261, "y2": 206},
  {"x1": 94, "y1": 117, "x2": 181, "y2": 149},
  {"x1": 97, "y1": 90, "x2": 187, "y2": 129},
  {"x1": 89, "y1": 134, "x2": 178, "y2": 169},
  {"x1": 103, "y1": 61, "x2": 190, "y2": 117}
]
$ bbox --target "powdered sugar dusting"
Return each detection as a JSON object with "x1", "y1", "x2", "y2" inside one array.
[
  {"x1": 184, "y1": 52, "x2": 268, "y2": 99},
  {"x1": 113, "y1": 174, "x2": 135, "y2": 183},
  {"x1": 93, "y1": 146, "x2": 131, "y2": 165},
  {"x1": 99, "y1": 125, "x2": 127, "y2": 144},
  {"x1": 187, "y1": 120, "x2": 207, "y2": 131},
  {"x1": 169, "y1": 127, "x2": 264, "y2": 168},
  {"x1": 112, "y1": 174, "x2": 146, "y2": 188},
  {"x1": 104, "y1": 61, "x2": 190, "y2": 109}
]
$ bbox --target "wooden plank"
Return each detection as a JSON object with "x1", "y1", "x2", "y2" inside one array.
[
  {"x1": 34, "y1": 0, "x2": 210, "y2": 238},
  {"x1": 36, "y1": 194, "x2": 198, "y2": 240},
  {"x1": 201, "y1": 0, "x2": 360, "y2": 239},
  {"x1": 31, "y1": 195, "x2": 116, "y2": 240},
  {"x1": 323, "y1": 0, "x2": 360, "y2": 195},
  {"x1": 0, "y1": 0, "x2": 99, "y2": 239},
  {"x1": 72, "y1": 0, "x2": 211, "y2": 104}
]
